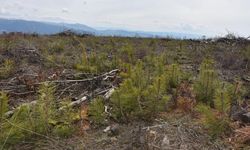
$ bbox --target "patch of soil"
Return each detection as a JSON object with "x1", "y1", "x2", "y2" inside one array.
[{"x1": 13, "y1": 114, "x2": 230, "y2": 150}]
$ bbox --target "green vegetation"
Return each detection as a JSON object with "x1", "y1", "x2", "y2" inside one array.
[
  {"x1": 88, "y1": 97, "x2": 106, "y2": 125},
  {"x1": 0, "y1": 92, "x2": 8, "y2": 134},
  {"x1": 196, "y1": 104, "x2": 230, "y2": 138},
  {"x1": 0, "y1": 83, "x2": 78, "y2": 147},
  {"x1": 0, "y1": 34, "x2": 249, "y2": 149},
  {"x1": 166, "y1": 64, "x2": 182, "y2": 89},
  {"x1": 0, "y1": 92, "x2": 8, "y2": 120},
  {"x1": 195, "y1": 82, "x2": 240, "y2": 138},
  {"x1": 194, "y1": 62, "x2": 244, "y2": 138},
  {"x1": 0, "y1": 59, "x2": 14, "y2": 79},
  {"x1": 111, "y1": 60, "x2": 170, "y2": 121},
  {"x1": 194, "y1": 59, "x2": 218, "y2": 108},
  {"x1": 48, "y1": 40, "x2": 65, "y2": 53},
  {"x1": 214, "y1": 83, "x2": 231, "y2": 113}
]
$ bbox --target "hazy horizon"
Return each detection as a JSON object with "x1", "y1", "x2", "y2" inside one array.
[{"x1": 1, "y1": 0, "x2": 250, "y2": 37}]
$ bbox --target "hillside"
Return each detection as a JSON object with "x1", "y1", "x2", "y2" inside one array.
[{"x1": 0, "y1": 33, "x2": 249, "y2": 149}]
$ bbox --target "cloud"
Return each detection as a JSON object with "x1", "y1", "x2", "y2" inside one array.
[
  {"x1": 0, "y1": 7, "x2": 6, "y2": 14},
  {"x1": 61, "y1": 8, "x2": 69, "y2": 13},
  {"x1": 0, "y1": 0, "x2": 249, "y2": 36}
]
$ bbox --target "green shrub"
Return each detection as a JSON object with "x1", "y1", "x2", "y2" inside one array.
[
  {"x1": 119, "y1": 43, "x2": 135, "y2": 64},
  {"x1": 166, "y1": 64, "x2": 181, "y2": 89},
  {"x1": 48, "y1": 40, "x2": 65, "y2": 53},
  {"x1": 143, "y1": 76, "x2": 170, "y2": 117},
  {"x1": 95, "y1": 53, "x2": 115, "y2": 72},
  {"x1": 0, "y1": 92, "x2": 8, "y2": 120},
  {"x1": 0, "y1": 83, "x2": 57, "y2": 146},
  {"x1": 0, "y1": 92, "x2": 8, "y2": 134},
  {"x1": 52, "y1": 98, "x2": 78, "y2": 137},
  {"x1": 214, "y1": 83, "x2": 233, "y2": 113},
  {"x1": 88, "y1": 97, "x2": 106, "y2": 125},
  {"x1": 111, "y1": 61, "x2": 170, "y2": 121},
  {"x1": 0, "y1": 83, "x2": 78, "y2": 147},
  {"x1": 1, "y1": 105, "x2": 34, "y2": 145},
  {"x1": 228, "y1": 82, "x2": 245, "y2": 105},
  {"x1": 196, "y1": 104, "x2": 230, "y2": 138},
  {"x1": 0, "y1": 59, "x2": 14, "y2": 78},
  {"x1": 74, "y1": 50, "x2": 98, "y2": 73},
  {"x1": 52, "y1": 124, "x2": 74, "y2": 138},
  {"x1": 32, "y1": 82, "x2": 57, "y2": 134},
  {"x1": 194, "y1": 59, "x2": 218, "y2": 108},
  {"x1": 111, "y1": 79, "x2": 139, "y2": 121},
  {"x1": 143, "y1": 54, "x2": 167, "y2": 78}
]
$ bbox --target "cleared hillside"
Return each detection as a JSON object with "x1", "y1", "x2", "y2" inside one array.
[{"x1": 0, "y1": 33, "x2": 249, "y2": 149}]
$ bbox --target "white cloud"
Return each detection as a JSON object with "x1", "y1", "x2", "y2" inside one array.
[
  {"x1": 0, "y1": 0, "x2": 249, "y2": 36},
  {"x1": 0, "y1": 8, "x2": 6, "y2": 14},
  {"x1": 62, "y1": 8, "x2": 69, "y2": 13}
]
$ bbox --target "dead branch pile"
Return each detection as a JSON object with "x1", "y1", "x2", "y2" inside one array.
[
  {"x1": 3, "y1": 69, "x2": 120, "y2": 118},
  {"x1": 1, "y1": 69, "x2": 119, "y2": 96}
]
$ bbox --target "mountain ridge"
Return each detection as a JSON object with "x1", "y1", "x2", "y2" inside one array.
[{"x1": 0, "y1": 18, "x2": 202, "y2": 38}]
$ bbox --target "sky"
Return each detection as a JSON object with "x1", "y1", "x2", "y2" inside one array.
[{"x1": 0, "y1": 0, "x2": 250, "y2": 37}]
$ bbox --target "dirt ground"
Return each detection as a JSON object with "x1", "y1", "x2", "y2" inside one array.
[{"x1": 11, "y1": 113, "x2": 232, "y2": 150}]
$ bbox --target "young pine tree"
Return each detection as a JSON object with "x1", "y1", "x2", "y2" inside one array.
[
  {"x1": 0, "y1": 92, "x2": 8, "y2": 133},
  {"x1": 214, "y1": 83, "x2": 233, "y2": 113},
  {"x1": 194, "y1": 59, "x2": 218, "y2": 108},
  {"x1": 33, "y1": 82, "x2": 57, "y2": 134},
  {"x1": 111, "y1": 60, "x2": 170, "y2": 121},
  {"x1": 196, "y1": 104, "x2": 230, "y2": 138},
  {"x1": 0, "y1": 92, "x2": 8, "y2": 120},
  {"x1": 169, "y1": 64, "x2": 181, "y2": 89},
  {"x1": 88, "y1": 97, "x2": 106, "y2": 125}
]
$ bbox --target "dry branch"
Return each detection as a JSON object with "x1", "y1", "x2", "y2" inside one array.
[
  {"x1": 4, "y1": 87, "x2": 116, "y2": 118},
  {"x1": 46, "y1": 69, "x2": 119, "y2": 84}
]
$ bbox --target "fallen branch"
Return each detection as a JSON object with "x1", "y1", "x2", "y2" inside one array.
[
  {"x1": 104, "y1": 88, "x2": 115, "y2": 99},
  {"x1": 4, "y1": 87, "x2": 116, "y2": 118},
  {"x1": 45, "y1": 69, "x2": 119, "y2": 84},
  {"x1": 9, "y1": 91, "x2": 35, "y2": 96},
  {"x1": 4, "y1": 101, "x2": 37, "y2": 118},
  {"x1": 59, "y1": 96, "x2": 88, "y2": 111},
  {"x1": 142, "y1": 122, "x2": 169, "y2": 130}
]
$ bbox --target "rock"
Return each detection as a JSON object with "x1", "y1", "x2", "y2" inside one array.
[
  {"x1": 110, "y1": 137, "x2": 118, "y2": 143},
  {"x1": 180, "y1": 144, "x2": 188, "y2": 150},
  {"x1": 103, "y1": 124, "x2": 119, "y2": 136},
  {"x1": 103, "y1": 126, "x2": 111, "y2": 133},
  {"x1": 161, "y1": 135, "x2": 170, "y2": 148},
  {"x1": 242, "y1": 112, "x2": 250, "y2": 123},
  {"x1": 230, "y1": 105, "x2": 247, "y2": 121},
  {"x1": 110, "y1": 123, "x2": 119, "y2": 136}
]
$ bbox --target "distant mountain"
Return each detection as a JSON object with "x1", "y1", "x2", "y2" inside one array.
[
  {"x1": 0, "y1": 18, "x2": 96, "y2": 35},
  {"x1": 0, "y1": 18, "x2": 202, "y2": 38}
]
